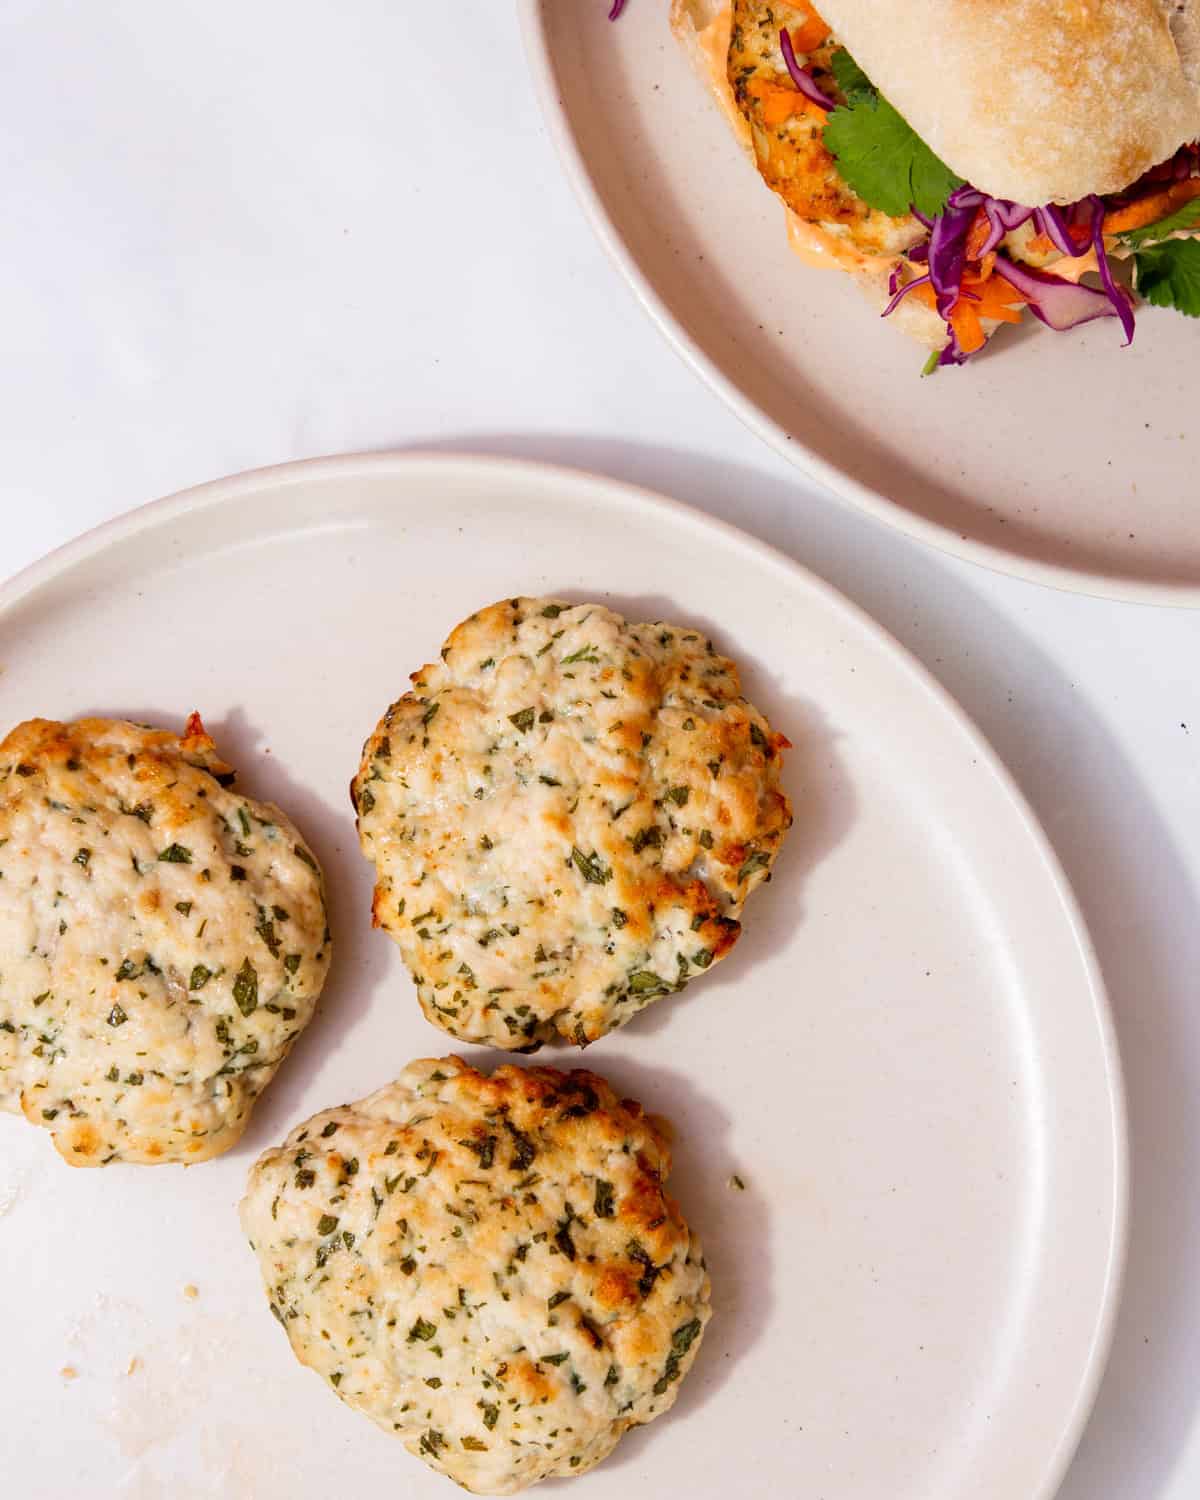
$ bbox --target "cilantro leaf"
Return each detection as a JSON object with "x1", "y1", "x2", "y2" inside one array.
[
  {"x1": 1119, "y1": 197, "x2": 1200, "y2": 248},
  {"x1": 823, "y1": 50, "x2": 963, "y2": 219},
  {"x1": 1133, "y1": 239, "x2": 1200, "y2": 318},
  {"x1": 829, "y1": 49, "x2": 874, "y2": 105}
]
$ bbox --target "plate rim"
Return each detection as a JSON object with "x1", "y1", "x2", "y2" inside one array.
[
  {"x1": 518, "y1": 0, "x2": 1200, "y2": 609},
  {"x1": 0, "y1": 448, "x2": 1130, "y2": 1497}
]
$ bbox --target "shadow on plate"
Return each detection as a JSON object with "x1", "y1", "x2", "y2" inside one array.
[{"x1": 408, "y1": 429, "x2": 1200, "y2": 1500}]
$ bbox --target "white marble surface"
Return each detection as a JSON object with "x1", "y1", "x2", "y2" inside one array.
[{"x1": 2, "y1": 4, "x2": 1199, "y2": 1498}]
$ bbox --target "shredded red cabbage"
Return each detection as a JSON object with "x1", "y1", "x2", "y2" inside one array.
[
  {"x1": 990, "y1": 257, "x2": 1120, "y2": 332},
  {"x1": 882, "y1": 271, "x2": 931, "y2": 317},
  {"x1": 778, "y1": 28, "x2": 835, "y2": 111},
  {"x1": 1087, "y1": 194, "x2": 1136, "y2": 345},
  {"x1": 608, "y1": 0, "x2": 627, "y2": 17},
  {"x1": 885, "y1": 181, "x2": 1141, "y2": 365}
]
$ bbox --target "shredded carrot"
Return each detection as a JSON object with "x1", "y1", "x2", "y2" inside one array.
[
  {"x1": 965, "y1": 207, "x2": 991, "y2": 261},
  {"x1": 961, "y1": 275, "x2": 1026, "y2": 323},
  {"x1": 1103, "y1": 179, "x2": 1200, "y2": 236},
  {"x1": 948, "y1": 300, "x2": 987, "y2": 354},
  {"x1": 912, "y1": 272, "x2": 1027, "y2": 350},
  {"x1": 788, "y1": 15, "x2": 830, "y2": 53},
  {"x1": 750, "y1": 77, "x2": 828, "y2": 126}
]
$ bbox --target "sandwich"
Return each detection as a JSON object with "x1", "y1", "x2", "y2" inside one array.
[{"x1": 665, "y1": 0, "x2": 1200, "y2": 366}]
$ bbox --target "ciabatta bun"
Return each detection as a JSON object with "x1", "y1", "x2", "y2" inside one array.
[{"x1": 817, "y1": 0, "x2": 1200, "y2": 204}]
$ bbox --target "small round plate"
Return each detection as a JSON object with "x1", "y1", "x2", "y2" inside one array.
[
  {"x1": 521, "y1": 0, "x2": 1200, "y2": 603},
  {"x1": 0, "y1": 454, "x2": 1124, "y2": 1498}
]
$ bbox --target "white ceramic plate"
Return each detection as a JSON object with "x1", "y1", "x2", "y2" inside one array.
[
  {"x1": 0, "y1": 454, "x2": 1124, "y2": 1499},
  {"x1": 521, "y1": 1, "x2": 1200, "y2": 603}
]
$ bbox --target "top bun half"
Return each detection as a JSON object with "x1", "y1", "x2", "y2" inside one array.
[{"x1": 817, "y1": 0, "x2": 1200, "y2": 204}]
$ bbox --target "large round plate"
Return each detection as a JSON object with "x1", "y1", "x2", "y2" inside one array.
[
  {"x1": 521, "y1": 1, "x2": 1200, "y2": 603},
  {"x1": 0, "y1": 454, "x2": 1124, "y2": 1498}
]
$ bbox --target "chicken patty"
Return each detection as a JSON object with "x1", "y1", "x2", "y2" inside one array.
[
  {"x1": 352, "y1": 598, "x2": 792, "y2": 1050},
  {"x1": 729, "y1": 0, "x2": 924, "y2": 256},
  {"x1": 240, "y1": 1056, "x2": 711, "y2": 1494},
  {"x1": 0, "y1": 716, "x2": 331, "y2": 1164}
]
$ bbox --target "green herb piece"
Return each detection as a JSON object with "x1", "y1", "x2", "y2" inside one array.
[
  {"x1": 749, "y1": 722, "x2": 772, "y2": 756},
  {"x1": 400, "y1": 1256, "x2": 417, "y2": 1275},
  {"x1": 593, "y1": 1179, "x2": 616, "y2": 1218},
  {"x1": 296, "y1": 1168, "x2": 316, "y2": 1189},
  {"x1": 823, "y1": 51, "x2": 963, "y2": 218},
  {"x1": 321, "y1": 1121, "x2": 339, "y2": 1138},
  {"x1": 554, "y1": 1208, "x2": 576, "y2": 1261},
  {"x1": 73, "y1": 847, "x2": 91, "y2": 867},
  {"x1": 461, "y1": 1436, "x2": 489, "y2": 1451},
  {"x1": 737, "y1": 850, "x2": 771, "y2": 883},
  {"x1": 254, "y1": 908, "x2": 281, "y2": 956},
  {"x1": 693, "y1": 948, "x2": 713, "y2": 969},
  {"x1": 329, "y1": 1372, "x2": 343, "y2": 1387},
  {"x1": 729, "y1": 1173, "x2": 746, "y2": 1191},
  {"x1": 294, "y1": 844, "x2": 319, "y2": 871},
  {"x1": 419, "y1": 1430, "x2": 446, "y2": 1457},
  {"x1": 631, "y1": 825, "x2": 663, "y2": 854},
  {"x1": 605, "y1": 1365, "x2": 619, "y2": 1387},
  {"x1": 627, "y1": 1238, "x2": 662, "y2": 1297},
  {"x1": 538, "y1": 774, "x2": 561, "y2": 787},
  {"x1": 461, "y1": 1133, "x2": 496, "y2": 1170},
  {"x1": 174, "y1": 900, "x2": 193, "y2": 915},
  {"x1": 408, "y1": 1317, "x2": 438, "y2": 1343},
  {"x1": 542, "y1": 1351, "x2": 569, "y2": 1365},
  {"x1": 541, "y1": 603, "x2": 565, "y2": 617},
  {"x1": 548, "y1": 1290, "x2": 571, "y2": 1309},
  {"x1": 698, "y1": 829, "x2": 714, "y2": 850},
  {"x1": 481, "y1": 1403, "x2": 500, "y2": 1430},
  {"x1": 505, "y1": 1121, "x2": 538, "y2": 1171},
  {"x1": 653, "y1": 1316, "x2": 704, "y2": 1395},
  {"x1": 1120, "y1": 197, "x2": 1200, "y2": 248},
  {"x1": 508, "y1": 708, "x2": 536, "y2": 733},
  {"x1": 1133, "y1": 238, "x2": 1200, "y2": 317},
  {"x1": 317, "y1": 1214, "x2": 339, "y2": 1235},
  {"x1": 562, "y1": 644, "x2": 600, "y2": 665},
  {"x1": 571, "y1": 846, "x2": 611, "y2": 885},
  {"x1": 357, "y1": 785, "x2": 375, "y2": 814},
  {"x1": 189, "y1": 964, "x2": 212, "y2": 990},
  {"x1": 666, "y1": 785, "x2": 690, "y2": 806},
  {"x1": 422, "y1": 701, "x2": 440, "y2": 728},
  {"x1": 115, "y1": 958, "x2": 140, "y2": 982},
  {"x1": 157, "y1": 843, "x2": 192, "y2": 864},
  {"x1": 627, "y1": 970, "x2": 668, "y2": 996},
  {"x1": 107, "y1": 1003, "x2": 128, "y2": 1027},
  {"x1": 233, "y1": 958, "x2": 258, "y2": 1015},
  {"x1": 611, "y1": 907, "x2": 628, "y2": 928}
]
